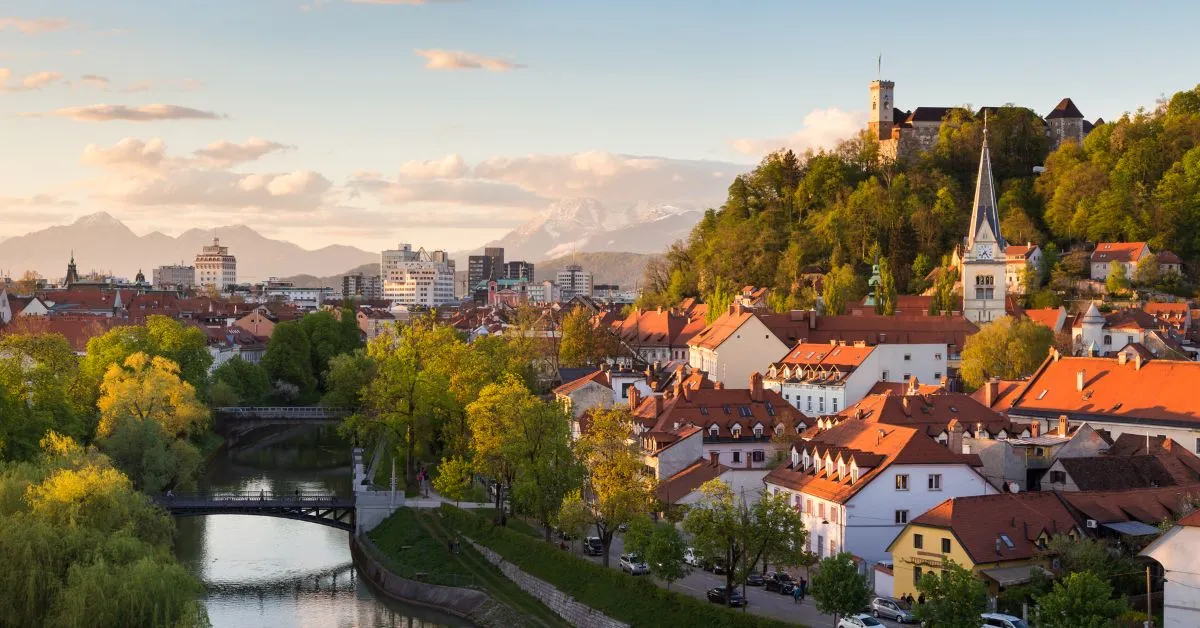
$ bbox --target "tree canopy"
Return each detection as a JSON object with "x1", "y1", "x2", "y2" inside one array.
[{"x1": 960, "y1": 316, "x2": 1055, "y2": 390}]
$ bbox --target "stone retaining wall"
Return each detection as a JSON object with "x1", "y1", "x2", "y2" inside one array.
[
  {"x1": 350, "y1": 535, "x2": 491, "y2": 622},
  {"x1": 466, "y1": 538, "x2": 629, "y2": 628}
]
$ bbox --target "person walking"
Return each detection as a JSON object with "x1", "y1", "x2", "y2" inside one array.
[
  {"x1": 792, "y1": 584, "x2": 802, "y2": 604},
  {"x1": 799, "y1": 576, "x2": 808, "y2": 599}
]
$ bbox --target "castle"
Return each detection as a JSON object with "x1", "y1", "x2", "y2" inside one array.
[{"x1": 867, "y1": 78, "x2": 1103, "y2": 160}]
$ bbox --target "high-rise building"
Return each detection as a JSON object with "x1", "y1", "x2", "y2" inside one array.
[
  {"x1": 153, "y1": 264, "x2": 196, "y2": 290},
  {"x1": 503, "y1": 261, "x2": 535, "y2": 281},
  {"x1": 194, "y1": 238, "x2": 237, "y2": 290},
  {"x1": 467, "y1": 247, "x2": 505, "y2": 293},
  {"x1": 342, "y1": 273, "x2": 382, "y2": 300},
  {"x1": 381, "y1": 243, "x2": 420, "y2": 278},
  {"x1": 556, "y1": 263, "x2": 593, "y2": 300},
  {"x1": 382, "y1": 246, "x2": 455, "y2": 307}
]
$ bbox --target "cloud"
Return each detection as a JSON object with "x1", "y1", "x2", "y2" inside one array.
[
  {"x1": 731, "y1": 107, "x2": 864, "y2": 157},
  {"x1": 473, "y1": 151, "x2": 741, "y2": 203},
  {"x1": 415, "y1": 49, "x2": 523, "y2": 71},
  {"x1": 78, "y1": 74, "x2": 110, "y2": 89},
  {"x1": 28, "y1": 103, "x2": 224, "y2": 122},
  {"x1": 194, "y1": 138, "x2": 292, "y2": 167},
  {"x1": 0, "y1": 17, "x2": 69, "y2": 35},
  {"x1": 0, "y1": 68, "x2": 64, "y2": 91},
  {"x1": 351, "y1": 172, "x2": 543, "y2": 208},
  {"x1": 73, "y1": 76, "x2": 204, "y2": 93},
  {"x1": 398, "y1": 153, "x2": 468, "y2": 179},
  {"x1": 81, "y1": 138, "x2": 169, "y2": 173}
]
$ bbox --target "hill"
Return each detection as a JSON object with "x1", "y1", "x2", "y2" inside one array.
[
  {"x1": 279, "y1": 263, "x2": 379, "y2": 289},
  {"x1": 533, "y1": 252, "x2": 657, "y2": 289}
]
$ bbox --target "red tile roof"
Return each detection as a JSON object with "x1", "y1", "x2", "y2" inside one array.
[
  {"x1": 868, "y1": 381, "x2": 944, "y2": 396},
  {"x1": 1107, "y1": 434, "x2": 1200, "y2": 477},
  {"x1": 1024, "y1": 307, "x2": 1066, "y2": 332},
  {"x1": 633, "y1": 386, "x2": 807, "y2": 441},
  {"x1": 838, "y1": 391, "x2": 1024, "y2": 439},
  {"x1": 969, "y1": 380, "x2": 1025, "y2": 413},
  {"x1": 1008, "y1": 354, "x2": 1200, "y2": 426},
  {"x1": 906, "y1": 492, "x2": 1080, "y2": 564},
  {"x1": 1060, "y1": 486, "x2": 1200, "y2": 524},
  {"x1": 1157, "y1": 250, "x2": 1183, "y2": 265},
  {"x1": 1179, "y1": 510, "x2": 1200, "y2": 527},
  {"x1": 1090, "y1": 242, "x2": 1149, "y2": 264},
  {"x1": 553, "y1": 368, "x2": 612, "y2": 395},
  {"x1": 1057, "y1": 455, "x2": 1200, "y2": 491},
  {"x1": 655, "y1": 458, "x2": 728, "y2": 504}
]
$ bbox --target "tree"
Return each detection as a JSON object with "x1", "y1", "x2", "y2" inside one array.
[
  {"x1": 13, "y1": 270, "x2": 41, "y2": 294},
  {"x1": 467, "y1": 375, "x2": 540, "y2": 526},
  {"x1": 82, "y1": 316, "x2": 212, "y2": 394},
  {"x1": 432, "y1": 455, "x2": 474, "y2": 505},
  {"x1": 1035, "y1": 571, "x2": 1128, "y2": 628},
  {"x1": 822, "y1": 264, "x2": 865, "y2": 315},
  {"x1": 645, "y1": 521, "x2": 692, "y2": 589},
  {"x1": 300, "y1": 310, "x2": 353, "y2": 387},
  {"x1": 98, "y1": 415, "x2": 202, "y2": 492},
  {"x1": 810, "y1": 552, "x2": 871, "y2": 626},
  {"x1": 744, "y1": 489, "x2": 809, "y2": 578},
  {"x1": 683, "y1": 480, "x2": 744, "y2": 592},
  {"x1": 575, "y1": 406, "x2": 655, "y2": 567},
  {"x1": 260, "y1": 321, "x2": 316, "y2": 398},
  {"x1": 960, "y1": 316, "x2": 1055, "y2": 390},
  {"x1": 878, "y1": 257, "x2": 898, "y2": 315},
  {"x1": 914, "y1": 560, "x2": 987, "y2": 628},
  {"x1": 0, "y1": 333, "x2": 90, "y2": 458},
  {"x1": 1134, "y1": 254, "x2": 1161, "y2": 288},
  {"x1": 511, "y1": 399, "x2": 581, "y2": 539},
  {"x1": 96, "y1": 353, "x2": 209, "y2": 440},
  {"x1": 1105, "y1": 261, "x2": 1130, "y2": 295},
  {"x1": 556, "y1": 490, "x2": 590, "y2": 552},
  {"x1": 559, "y1": 306, "x2": 608, "y2": 368},
  {"x1": 211, "y1": 356, "x2": 271, "y2": 406},
  {"x1": 321, "y1": 350, "x2": 376, "y2": 410}
]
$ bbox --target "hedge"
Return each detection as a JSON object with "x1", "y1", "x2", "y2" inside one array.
[{"x1": 437, "y1": 504, "x2": 801, "y2": 628}]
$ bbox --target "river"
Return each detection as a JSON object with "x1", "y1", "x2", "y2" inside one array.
[{"x1": 173, "y1": 425, "x2": 472, "y2": 628}]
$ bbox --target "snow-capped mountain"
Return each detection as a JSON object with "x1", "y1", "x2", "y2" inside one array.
[{"x1": 471, "y1": 198, "x2": 704, "y2": 262}]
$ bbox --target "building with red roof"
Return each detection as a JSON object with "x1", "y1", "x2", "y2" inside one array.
[{"x1": 1089, "y1": 242, "x2": 1152, "y2": 282}]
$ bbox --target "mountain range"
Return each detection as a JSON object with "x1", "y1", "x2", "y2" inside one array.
[
  {"x1": 456, "y1": 198, "x2": 703, "y2": 262},
  {"x1": 0, "y1": 212, "x2": 378, "y2": 282}
]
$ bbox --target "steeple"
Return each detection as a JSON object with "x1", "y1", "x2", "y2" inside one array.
[
  {"x1": 967, "y1": 114, "x2": 1006, "y2": 250},
  {"x1": 65, "y1": 250, "x2": 79, "y2": 287}
]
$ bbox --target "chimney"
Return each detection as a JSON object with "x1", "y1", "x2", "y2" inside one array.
[
  {"x1": 628, "y1": 386, "x2": 641, "y2": 411},
  {"x1": 709, "y1": 451, "x2": 719, "y2": 464},
  {"x1": 1030, "y1": 421, "x2": 1041, "y2": 438},
  {"x1": 1057, "y1": 414, "x2": 1068, "y2": 437},
  {"x1": 1118, "y1": 351, "x2": 1128, "y2": 366},
  {"x1": 901, "y1": 397, "x2": 911, "y2": 415},
  {"x1": 749, "y1": 372, "x2": 764, "y2": 403},
  {"x1": 908, "y1": 375, "x2": 919, "y2": 395},
  {"x1": 976, "y1": 422, "x2": 986, "y2": 439},
  {"x1": 1051, "y1": 347, "x2": 1060, "y2": 362},
  {"x1": 1076, "y1": 369, "x2": 1086, "y2": 392},
  {"x1": 1135, "y1": 354, "x2": 1144, "y2": 371},
  {"x1": 714, "y1": 380, "x2": 724, "y2": 390},
  {"x1": 948, "y1": 419, "x2": 964, "y2": 454},
  {"x1": 653, "y1": 395, "x2": 663, "y2": 418},
  {"x1": 600, "y1": 362, "x2": 611, "y2": 372},
  {"x1": 984, "y1": 379, "x2": 999, "y2": 408}
]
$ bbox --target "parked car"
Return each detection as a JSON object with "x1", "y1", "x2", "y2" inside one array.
[
  {"x1": 870, "y1": 597, "x2": 914, "y2": 623},
  {"x1": 744, "y1": 573, "x2": 765, "y2": 587},
  {"x1": 836, "y1": 615, "x2": 882, "y2": 628},
  {"x1": 683, "y1": 547, "x2": 700, "y2": 567},
  {"x1": 619, "y1": 553, "x2": 649, "y2": 575},
  {"x1": 706, "y1": 586, "x2": 747, "y2": 607},
  {"x1": 764, "y1": 571, "x2": 795, "y2": 594},
  {"x1": 583, "y1": 537, "x2": 603, "y2": 556},
  {"x1": 981, "y1": 613, "x2": 1029, "y2": 628}
]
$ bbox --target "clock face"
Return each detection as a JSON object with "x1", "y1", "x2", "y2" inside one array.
[{"x1": 976, "y1": 245, "x2": 992, "y2": 260}]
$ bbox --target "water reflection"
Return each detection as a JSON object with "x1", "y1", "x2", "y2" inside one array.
[{"x1": 174, "y1": 426, "x2": 470, "y2": 628}]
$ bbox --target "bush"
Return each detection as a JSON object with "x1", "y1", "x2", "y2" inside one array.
[{"x1": 437, "y1": 504, "x2": 797, "y2": 628}]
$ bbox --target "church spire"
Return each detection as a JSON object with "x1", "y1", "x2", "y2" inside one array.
[{"x1": 967, "y1": 112, "x2": 1005, "y2": 250}]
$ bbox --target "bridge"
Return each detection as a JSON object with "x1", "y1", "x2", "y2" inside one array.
[
  {"x1": 213, "y1": 406, "x2": 352, "y2": 443},
  {"x1": 153, "y1": 491, "x2": 356, "y2": 531}
]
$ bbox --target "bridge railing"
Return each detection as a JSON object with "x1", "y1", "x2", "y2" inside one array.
[
  {"x1": 215, "y1": 406, "x2": 352, "y2": 419},
  {"x1": 152, "y1": 490, "x2": 352, "y2": 506}
]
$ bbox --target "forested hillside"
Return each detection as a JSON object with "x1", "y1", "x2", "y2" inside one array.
[{"x1": 639, "y1": 84, "x2": 1200, "y2": 309}]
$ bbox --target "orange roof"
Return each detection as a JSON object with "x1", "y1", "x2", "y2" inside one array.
[
  {"x1": 688, "y1": 308, "x2": 825, "y2": 351},
  {"x1": 655, "y1": 458, "x2": 728, "y2": 504},
  {"x1": 969, "y1": 380, "x2": 1025, "y2": 412},
  {"x1": 867, "y1": 381, "x2": 944, "y2": 396},
  {"x1": 553, "y1": 369, "x2": 612, "y2": 395},
  {"x1": 1005, "y1": 244, "x2": 1039, "y2": 258},
  {"x1": 633, "y1": 386, "x2": 807, "y2": 440},
  {"x1": 1179, "y1": 510, "x2": 1200, "y2": 527},
  {"x1": 839, "y1": 391, "x2": 1024, "y2": 439},
  {"x1": 1107, "y1": 434, "x2": 1200, "y2": 477},
  {"x1": 1060, "y1": 485, "x2": 1200, "y2": 524},
  {"x1": 805, "y1": 313, "x2": 977, "y2": 348},
  {"x1": 1024, "y1": 307, "x2": 1065, "y2": 332},
  {"x1": 1090, "y1": 242, "x2": 1149, "y2": 264},
  {"x1": 1008, "y1": 355, "x2": 1200, "y2": 426},
  {"x1": 776, "y1": 342, "x2": 874, "y2": 369},
  {"x1": 687, "y1": 308, "x2": 754, "y2": 350},
  {"x1": 765, "y1": 420, "x2": 981, "y2": 504},
  {"x1": 907, "y1": 492, "x2": 1079, "y2": 564}
]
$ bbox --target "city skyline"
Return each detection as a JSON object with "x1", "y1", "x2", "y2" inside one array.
[{"x1": 2, "y1": 0, "x2": 1198, "y2": 253}]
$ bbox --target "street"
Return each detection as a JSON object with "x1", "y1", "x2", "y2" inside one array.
[{"x1": 579, "y1": 533, "x2": 908, "y2": 628}]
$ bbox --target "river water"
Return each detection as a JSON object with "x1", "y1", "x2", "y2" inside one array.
[{"x1": 173, "y1": 426, "x2": 471, "y2": 628}]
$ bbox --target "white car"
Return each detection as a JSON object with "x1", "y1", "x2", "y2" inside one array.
[
  {"x1": 981, "y1": 613, "x2": 1029, "y2": 628},
  {"x1": 619, "y1": 553, "x2": 649, "y2": 575},
  {"x1": 683, "y1": 547, "x2": 701, "y2": 567},
  {"x1": 837, "y1": 615, "x2": 883, "y2": 628}
]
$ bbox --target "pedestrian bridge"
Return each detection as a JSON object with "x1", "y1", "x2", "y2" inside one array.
[
  {"x1": 213, "y1": 406, "x2": 352, "y2": 443},
  {"x1": 152, "y1": 491, "x2": 356, "y2": 531}
]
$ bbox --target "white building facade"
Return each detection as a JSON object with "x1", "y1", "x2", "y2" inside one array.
[
  {"x1": 961, "y1": 127, "x2": 1008, "y2": 324},
  {"x1": 688, "y1": 314, "x2": 791, "y2": 386},
  {"x1": 383, "y1": 261, "x2": 455, "y2": 307},
  {"x1": 194, "y1": 238, "x2": 237, "y2": 290},
  {"x1": 1141, "y1": 513, "x2": 1200, "y2": 628},
  {"x1": 557, "y1": 264, "x2": 593, "y2": 299}
]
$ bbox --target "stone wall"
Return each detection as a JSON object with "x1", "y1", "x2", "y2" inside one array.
[
  {"x1": 350, "y1": 535, "x2": 491, "y2": 621},
  {"x1": 466, "y1": 539, "x2": 629, "y2": 628}
]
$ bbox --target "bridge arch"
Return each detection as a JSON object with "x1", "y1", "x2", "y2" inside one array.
[{"x1": 154, "y1": 492, "x2": 355, "y2": 531}]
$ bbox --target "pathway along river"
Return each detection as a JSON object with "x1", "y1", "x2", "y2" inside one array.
[{"x1": 172, "y1": 425, "x2": 472, "y2": 628}]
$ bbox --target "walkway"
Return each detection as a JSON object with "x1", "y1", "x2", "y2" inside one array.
[{"x1": 154, "y1": 491, "x2": 356, "y2": 531}]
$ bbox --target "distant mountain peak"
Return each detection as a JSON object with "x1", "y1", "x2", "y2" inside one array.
[{"x1": 72, "y1": 211, "x2": 125, "y2": 228}]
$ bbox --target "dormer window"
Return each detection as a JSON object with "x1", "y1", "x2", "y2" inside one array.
[
  {"x1": 837, "y1": 462, "x2": 846, "y2": 478},
  {"x1": 708, "y1": 424, "x2": 719, "y2": 437},
  {"x1": 850, "y1": 466, "x2": 859, "y2": 484},
  {"x1": 753, "y1": 424, "x2": 764, "y2": 437},
  {"x1": 731, "y1": 424, "x2": 742, "y2": 439},
  {"x1": 774, "y1": 423, "x2": 784, "y2": 435}
]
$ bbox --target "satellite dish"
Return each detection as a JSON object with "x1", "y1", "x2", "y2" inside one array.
[{"x1": 1008, "y1": 482, "x2": 1020, "y2": 494}]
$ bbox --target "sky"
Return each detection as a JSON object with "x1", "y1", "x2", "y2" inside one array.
[{"x1": 1, "y1": 0, "x2": 1198, "y2": 253}]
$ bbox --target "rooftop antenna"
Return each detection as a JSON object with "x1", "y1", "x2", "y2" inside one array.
[{"x1": 877, "y1": 53, "x2": 881, "y2": 80}]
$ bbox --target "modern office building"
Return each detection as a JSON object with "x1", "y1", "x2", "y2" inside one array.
[
  {"x1": 152, "y1": 264, "x2": 196, "y2": 290},
  {"x1": 194, "y1": 238, "x2": 237, "y2": 290}
]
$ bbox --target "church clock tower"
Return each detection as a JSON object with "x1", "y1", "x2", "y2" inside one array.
[{"x1": 961, "y1": 121, "x2": 1007, "y2": 323}]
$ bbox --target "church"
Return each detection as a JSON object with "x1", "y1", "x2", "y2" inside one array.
[{"x1": 960, "y1": 121, "x2": 1008, "y2": 324}]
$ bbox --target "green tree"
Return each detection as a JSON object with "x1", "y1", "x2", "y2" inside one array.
[
  {"x1": 1105, "y1": 261, "x2": 1130, "y2": 295},
  {"x1": 432, "y1": 455, "x2": 474, "y2": 505},
  {"x1": 878, "y1": 257, "x2": 898, "y2": 315},
  {"x1": 683, "y1": 480, "x2": 744, "y2": 592},
  {"x1": 211, "y1": 356, "x2": 271, "y2": 406},
  {"x1": 914, "y1": 560, "x2": 988, "y2": 628},
  {"x1": 1134, "y1": 254, "x2": 1161, "y2": 288},
  {"x1": 910, "y1": 253, "x2": 934, "y2": 293},
  {"x1": 0, "y1": 333, "x2": 90, "y2": 458},
  {"x1": 575, "y1": 406, "x2": 655, "y2": 567},
  {"x1": 822, "y1": 264, "x2": 864, "y2": 315},
  {"x1": 645, "y1": 521, "x2": 692, "y2": 589},
  {"x1": 81, "y1": 316, "x2": 212, "y2": 395},
  {"x1": 96, "y1": 353, "x2": 209, "y2": 440},
  {"x1": 467, "y1": 375, "x2": 540, "y2": 526},
  {"x1": 511, "y1": 399, "x2": 582, "y2": 539},
  {"x1": 260, "y1": 321, "x2": 316, "y2": 399},
  {"x1": 1035, "y1": 571, "x2": 1128, "y2": 628},
  {"x1": 300, "y1": 310, "x2": 351, "y2": 387},
  {"x1": 960, "y1": 316, "x2": 1055, "y2": 389},
  {"x1": 321, "y1": 350, "x2": 376, "y2": 410},
  {"x1": 810, "y1": 552, "x2": 871, "y2": 626},
  {"x1": 98, "y1": 415, "x2": 202, "y2": 492},
  {"x1": 558, "y1": 306, "x2": 608, "y2": 368}
]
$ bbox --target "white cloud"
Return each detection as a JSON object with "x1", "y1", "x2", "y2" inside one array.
[
  {"x1": 398, "y1": 153, "x2": 468, "y2": 179},
  {"x1": 351, "y1": 172, "x2": 543, "y2": 208},
  {"x1": 415, "y1": 49, "x2": 523, "y2": 71},
  {"x1": 73, "y1": 75, "x2": 204, "y2": 93},
  {"x1": 731, "y1": 107, "x2": 864, "y2": 157},
  {"x1": 81, "y1": 138, "x2": 169, "y2": 173},
  {"x1": 78, "y1": 74, "x2": 110, "y2": 89},
  {"x1": 28, "y1": 103, "x2": 224, "y2": 122},
  {"x1": 0, "y1": 68, "x2": 64, "y2": 91},
  {"x1": 194, "y1": 138, "x2": 292, "y2": 167},
  {"x1": 0, "y1": 17, "x2": 69, "y2": 35}
]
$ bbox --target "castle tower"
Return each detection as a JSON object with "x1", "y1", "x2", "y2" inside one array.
[
  {"x1": 868, "y1": 79, "x2": 895, "y2": 140},
  {"x1": 961, "y1": 119, "x2": 1007, "y2": 323}
]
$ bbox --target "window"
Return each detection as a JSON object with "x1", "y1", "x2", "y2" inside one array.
[
  {"x1": 1048, "y1": 470, "x2": 1066, "y2": 484},
  {"x1": 817, "y1": 535, "x2": 825, "y2": 558},
  {"x1": 832, "y1": 398, "x2": 839, "y2": 412},
  {"x1": 732, "y1": 451, "x2": 742, "y2": 463},
  {"x1": 903, "y1": 373, "x2": 911, "y2": 382},
  {"x1": 904, "y1": 353, "x2": 912, "y2": 361},
  {"x1": 1103, "y1": 334, "x2": 1112, "y2": 345},
  {"x1": 709, "y1": 451, "x2": 719, "y2": 463},
  {"x1": 738, "y1": 406, "x2": 752, "y2": 417},
  {"x1": 1127, "y1": 335, "x2": 1135, "y2": 345},
  {"x1": 819, "y1": 503, "x2": 825, "y2": 518},
  {"x1": 999, "y1": 534, "x2": 1015, "y2": 549},
  {"x1": 935, "y1": 353, "x2": 943, "y2": 360},
  {"x1": 1196, "y1": 438, "x2": 1200, "y2": 454},
  {"x1": 709, "y1": 425, "x2": 719, "y2": 437},
  {"x1": 819, "y1": 398, "x2": 825, "y2": 413},
  {"x1": 807, "y1": 396, "x2": 812, "y2": 411},
  {"x1": 913, "y1": 566, "x2": 923, "y2": 586},
  {"x1": 934, "y1": 372, "x2": 942, "y2": 380},
  {"x1": 928, "y1": 474, "x2": 942, "y2": 490},
  {"x1": 895, "y1": 474, "x2": 909, "y2": 491},
  {"x1": 895, "y1": 510, "x2": 909, "y2": 524},
  {"x1": 830, "y1": 539, "x2": 837, "y2": 556},
  {"x1": 941, "y1": 538, "x2": 951, "y2": 553},
  {"x1": 913, "y1": 533, "x2": 924, "y2": 550},
  {"x1": 752, "y1": 450, "x2": 765, "y2": 462},
  {"x1": 753, "y1": 424, "x2": 764, "y2": 437},
  {"x1": 832, "y1": 507, "x2": 839, "y2": 524},
  {"x1": 882, "y1": 370, "x2": 889, "y2": 381}
]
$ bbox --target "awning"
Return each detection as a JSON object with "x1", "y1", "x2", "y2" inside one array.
[
  {"x1": 980, "y1": 565, "x2": 1049, "y2": 587},
  {"x1": 1102, "y1": 521, "x2": 1162, "y2": 537}
]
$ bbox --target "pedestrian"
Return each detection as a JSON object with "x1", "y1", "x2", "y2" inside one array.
[
  {"x1": 800, "y1": 576, "x2": 808, "y2": 597},
  {"x1": 259, "y1": 489, "x2": 265, "y2": 501},
  {"x1": 917, "y1": 593, "x2": 925, "y2": 605},
  {"x1": 791, "y1": 585, "x2": 801, "y2": 604}
]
